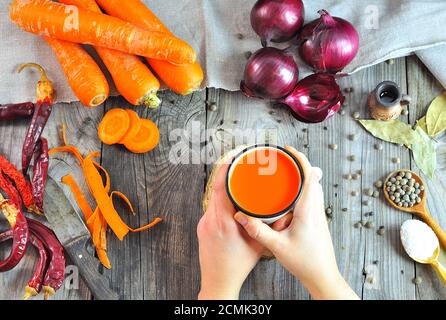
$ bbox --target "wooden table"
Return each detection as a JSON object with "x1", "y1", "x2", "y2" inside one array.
[{"x1": 1, "y1": 56, "x2": 445, "y2": 300}]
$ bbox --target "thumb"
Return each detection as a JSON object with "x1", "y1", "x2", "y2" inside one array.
[{"x1": 234, "y1": 212, "x2": 280, "y2": 250}]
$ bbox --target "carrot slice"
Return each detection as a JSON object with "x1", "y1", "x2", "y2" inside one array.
[
  {"x1": 61, "y1": 175, "x2": 94, "y2": 221},
  {"x1": 98, "y1": 109, "x2": 130, "y2": 145},
  {"x1": 124, "y1": 118, "x2": 160, "y2": 154},
  {"x1": 118, "y1": 110, "x2": 142, "y2": 145}
]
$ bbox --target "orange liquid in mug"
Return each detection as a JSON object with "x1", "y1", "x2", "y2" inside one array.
[{"x1": 228, "y1": 148, "x2": 301, "y2": 215}]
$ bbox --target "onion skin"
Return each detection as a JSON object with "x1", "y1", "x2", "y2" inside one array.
[
  {"x1": 298, "y1": 10, "x2": 359, "y2": 73},
  {"x1": 240, "y1": 47, "x2": 299, "y2": 100},
  {"x1": 281, "y1": 73, "x2": 345, "y2": 123},
  {"x1": 251, "y1": 0, "x2": 305, "y2": 46}
]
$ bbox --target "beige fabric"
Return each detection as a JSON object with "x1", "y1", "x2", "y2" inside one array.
[{"x1": 1, "y1": 0, "x2": 446, "y2": 104}]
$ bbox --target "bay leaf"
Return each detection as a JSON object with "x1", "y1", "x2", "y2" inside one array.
[
  {"x1": 412, "y1": 126, "x2": 437, "y2": 178},
  {"x1": 359, "y1": 120, "x2": 415, "y2": 147},
  {"x1": 426, "y1": 93, "x2": 446, "y2": 137},
  {"x1": 415, "y1": 116, "x2": 428, "y2": 135}
]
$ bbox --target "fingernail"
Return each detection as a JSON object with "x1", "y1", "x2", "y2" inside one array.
[{"x1": 234, "y1": 212, "x2": 248, "y2": 226}]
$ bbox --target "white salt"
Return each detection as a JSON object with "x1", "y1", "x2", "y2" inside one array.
[{"x1": 400, "y1": 219, "x2": 439, "y2": 261}]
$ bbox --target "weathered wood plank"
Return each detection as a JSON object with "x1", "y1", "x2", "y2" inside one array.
[
  {"x1": 406, "y1": 55, "x2": 446, "y2": 300},
  {"x1": 305, "y1": 87, "x2": 365, "y2": 297},
  {"x1": 206, "y1": 88, "x2": 309, "y2": 300},
  {"x1": 354, "y1": 58, "x2": 415, "y2": 299},
  {"x1": 0, "y1": 101, "x2": 97, "y2": 300},
  {"x1": 101, "y1": 92, "x2": 206, "y2": 299}
]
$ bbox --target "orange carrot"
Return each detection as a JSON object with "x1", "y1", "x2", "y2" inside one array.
[
  {"x1": 118, "y1": 109, "x2": 142, "y2": 145},
  {"x1": 9, "y1": 0, "x2": 196, "y2": 65},
  {"x1": 95, "y1": 0, "x2": 204, "y2": 95},
  {"x1": 124, "y1": 118, "x2": 160, "y2": 154},
  {"x1": 97, "y1": 109, "x2": 130, "y2": 145},
  {"x1": 59, "y1": 0, "x2": 161, "y2": 107},
  {"x1": 44, "y1": 37, "x2": 108, "y2": 107}
]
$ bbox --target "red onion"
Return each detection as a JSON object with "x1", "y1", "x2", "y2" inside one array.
[
  {"x1": 251, "y1": 0, "x2": 305, "y2": 46},
  {"x1": 280, "y1": 73, "x2": 344, "y2": 123},
  {"x1": 240, "y1": 47, "x2": 299, "y2": 100},
  {"x1": 298, "y1": 10, "x2": 359, "y2": 73}
]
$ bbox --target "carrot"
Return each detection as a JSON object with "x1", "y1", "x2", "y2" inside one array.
[
  {"x1": 124, "y1": 118, "x2": 160, "y2": 154},
  {"x1": 98, "y1": 109, "x2": 130, "y2": 145},
  {"x1": 44, "y1": 37, "x2": 108, "y2": 107},
  {"x1": 149, "y1": 60, "x2": 204, "y2": 96},
  {"x1": 9, "y1": 0, "x2": 196, "y2": 65},
  {"x1": 95, "y1": 0, "x2": 204, "y2": 95},
  {"x1": 118, "y1": 109, "x2": 142, "y2": 145},
  {"x1": 59, "y1": 0, "x2": 161, "y2": 108}
]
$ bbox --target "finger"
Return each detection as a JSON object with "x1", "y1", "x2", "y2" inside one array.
[
  {"x1": 234, "y1": 212, "x2": 280, "y2": 251},
  {"x1": 292, "y1": 167, "x2": 324, "y2": 218},
  {"x1": 208, "y1": 163, "x2": 236, "y2": 215},
  {"x1": 271, "y1": 212, "x2": 293, "y2": 231},
  {"x1": 284, "y1": 146, "x2": 312, "y2": 179}
]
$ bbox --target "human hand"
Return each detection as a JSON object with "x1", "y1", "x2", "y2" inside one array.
[
  {"x1": 234, "y1": 146, "x2": 359, "y2": 300},
  {"x1": 197, "y1": 162, "x2": 265, "y2": 300}
]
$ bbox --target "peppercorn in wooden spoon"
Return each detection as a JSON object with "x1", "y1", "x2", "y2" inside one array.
[{"x1": 383, "y1": 169, "x2": 446, "y2": 250}]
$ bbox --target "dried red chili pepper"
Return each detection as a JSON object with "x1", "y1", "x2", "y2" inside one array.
[
  {"x1": 0, "y1": 194, "x2": 29, "y2": 272},
  {"x1": 18, "y1": 63, "x2": 54, "y2": 176},
  {"x1": 28, "y1": 218, "x2": 65, "y2": 299},
  {"x1": 0, "y1": 169, "x2": 22, "y2": 208},
  {"x1": 0, "y1": 229, "x2": 48, "y2": 300},
  {"x1": 0, "y1": 102, "x2": 34, "y2": 120},
  {"x1": 0, "y1": 154, "x2": 37, "y2": 214},
  {"x1": 31, "y1": 138, "x2": 49, "y2": 213}
]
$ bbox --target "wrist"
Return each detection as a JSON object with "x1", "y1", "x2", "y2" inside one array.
[
  {"x1": 198, "y1": 285, "x2": 240, "y2": 300},
  {"x1": 305, "y1": 271, "x2": 358, "y2": 300}
]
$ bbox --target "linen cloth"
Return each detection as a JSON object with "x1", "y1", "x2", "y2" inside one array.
[{"x1": 0, "y1": 0, "x2": 445, "y2": 104}]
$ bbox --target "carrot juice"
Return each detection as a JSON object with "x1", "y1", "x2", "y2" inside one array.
[{"x1": 227, "y1": 145, "x2": 304, "y2": 219}]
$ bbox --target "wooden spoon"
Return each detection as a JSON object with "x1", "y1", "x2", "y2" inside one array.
[{"x1": 383, "y1": 169, "x2": 446, "y2": 250}]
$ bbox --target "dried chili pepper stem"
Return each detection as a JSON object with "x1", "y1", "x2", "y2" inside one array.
[
  {"x1": 18, "y1": 63, "x2": 54, "y2": 176},
  {"x1": 17, "y1": 63, "x2": 54, "y2": 104}
]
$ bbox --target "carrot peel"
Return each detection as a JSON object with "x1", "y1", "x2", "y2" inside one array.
[
  {"x1": 111, "y1": 191, "x2": 135, "y2": 216},
  {"x1": 61, "y1": 174, "x2": 93, "y2": 221},
  {"x1": 50, "y1": 126, "x2": 162, "y2": 268}
]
